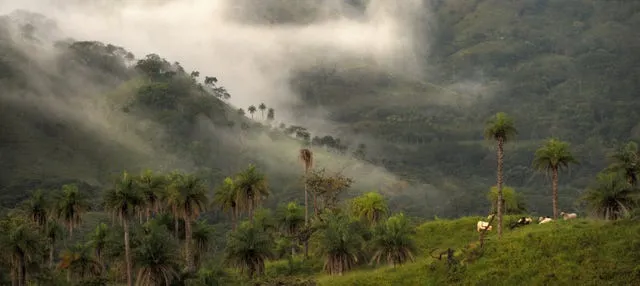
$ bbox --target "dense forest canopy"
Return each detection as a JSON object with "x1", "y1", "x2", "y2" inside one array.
[{"x1": 1, "y1": 0, "x2": 640, "y2": 285}]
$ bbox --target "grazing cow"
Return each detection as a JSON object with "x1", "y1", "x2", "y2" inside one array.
[
  {"x1": 477, "y1": 221, "x2": 493, "y2": 232},
  {"x1": 509, "y1": 217, "x2": 533, "y2": 230},
  {"x1": 538, "y1": 216, "x2": 553, "y2": 224},
  {"x1": 560, "y1": 212, "x2": 577, "y2": 220}
]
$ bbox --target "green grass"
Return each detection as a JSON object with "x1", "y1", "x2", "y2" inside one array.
[{"x1": 316, "y1": 216, "x2": 640, "y2": 285}]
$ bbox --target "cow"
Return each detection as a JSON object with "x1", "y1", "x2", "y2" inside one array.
[
  {"x1": 509, "y1": 216, "x2": 533, "y2": 230},
  {"x1": 538, "y1": 216, "x2": 553, "y2": 224},
  {"x1": 477, "y1": 221, "x2": 493, "y2": 232},
  {"x1": 560, "y1": 212, "x2": 577, "y2": 220}
]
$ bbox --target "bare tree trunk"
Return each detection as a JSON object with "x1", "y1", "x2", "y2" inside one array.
[
  {"x1": 496, "y1": 138, "x2": 505, "y2": 239},
  {"x1": 552, "y1": 167, "x2": 559, "y2": 219},
  {"x1": 123, "y1": 219, "x2": 133, "y2": 286},
  {"x1": 304, "y1": 174, "x2": 309, "y2": 259},
  {"x1": 185, "y1": 218, "x2": 194, "y2": 272}
]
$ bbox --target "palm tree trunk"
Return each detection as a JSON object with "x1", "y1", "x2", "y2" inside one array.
[
  {"x1": 552, "y1": 167, "x2": 559, "y2": 219},
  {"x1": 496, "y1": 137, "x2": 505, "y2": 239},
  {"x1": 19, "y1": 252, "x2": 26, "y2": 286},
  {"x1": 174, "y1": 218, "x2": 179, "y2": 238},
  {"x1": 123, "y1": 219, "x2": 133, "y2": 286},
  {"x1": 313, "y1": 193, "x2": 318, "y2": 216},
  {"x1": 304, "y1": 172, "x2": 309, "y2": 259},
  {"x1": 232, "y1": 206, "x2": 237, "y2": 230},
  {"x1": 49, "y1": 240, "x2": 54, "y2": 269},
  {"x1": 185, "y1": 218, "x2": 194, "y2": 272}
]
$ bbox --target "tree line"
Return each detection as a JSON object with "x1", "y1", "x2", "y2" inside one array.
[{"x1": 484, "y1": 112, "x2": 640, "y2": 238}]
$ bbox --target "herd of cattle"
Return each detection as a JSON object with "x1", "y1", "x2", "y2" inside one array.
[{"x1": 476, "y1": 212, "x2": 578, "y2": 232}]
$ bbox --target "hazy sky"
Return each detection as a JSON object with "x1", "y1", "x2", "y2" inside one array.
[{"x1": 1, "y1": 0, "x2": 424, "y2": 127}]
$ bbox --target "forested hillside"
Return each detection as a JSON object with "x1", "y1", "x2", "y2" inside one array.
[
  {"x1": 1, "y1": 1, "x2": 640, "y2": 285},
  {"x1": 289, "y1": 0, "x2": 640, "y2": 216}
]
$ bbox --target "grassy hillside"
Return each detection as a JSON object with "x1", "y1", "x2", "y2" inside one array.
[{"x1": 316, "y1": 216, "x2": 640, "y2": 285}]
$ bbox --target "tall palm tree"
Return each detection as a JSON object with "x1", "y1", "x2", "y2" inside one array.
[
  {"x1": 349, "y1": 192, "x2": 389, "y2": 227},
  {"x1": 533, "y1": 138, "x2": 578, "y2": 219},
  {"x1": 55, "y1": 184, "x2": 89, "y2": 237},
  {"x1": 137, "y1": 170, "x2": 167, "y2": 221},
  {"x1": 58, "y1": 243, "x2": 102, "y2": 282},
  {"x1": 607, "y1": 141, "x2": 640, "y2": 186},
  {"x1": 247, "y1": 105, "x2": 257, "y2": 119},
  {"x1": 213, "y1": 177, "x2": 238, "y2": 230},
  {"x1": 192, "y1": 220, "x2": 214, "y2": 268},
  {"x1": 276, "y1": 202, "x2": 305, "y2": 257},
  {"x1": 483, "y1": 112, "x2": 517, "y2": 238},
  {"x1": 87, "y1": 223, "x2": 109, "y2": 271},
  {"x1": 168, "y1": 173, "x2": 208, "y2": 273},
  {"x1": 316, "y1": 212, "x2": 363, "y2": 276},
  {"x1": 235, "y1": 164, "x2": 269, "y2": 223},
  {"x1": 135, "y1": 224, "x2": 179, "y2": 286},
  {"x1": 45, "y1": 218, "x2": 63, "y2": 269},
  {"x1": 22, "y1": 190, "x2": 48, "y2": 228},
  {"x1": 583, "y1": 172, "x2": 638, "y2": 220},
  {"x1": 370, "y1": 213, "x2": 416, "y2": 267},
  {"x1": 299, "y1": 149, "x2": 313, "y2": 223},
  {"x1": 258, "y1": 103, "x2": 266, "y2": 120},
  {"x1": 224, "y1": 222, "x2": 273, "y2": 279},
  {"x1": 104, "y1": 171, "x2": 144, "y2": 286},
  {"x1": 0, "y1": 217, "x2": 42, "y2": 286}
]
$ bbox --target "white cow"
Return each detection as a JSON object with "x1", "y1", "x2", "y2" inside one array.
[
  {"x1": 538, "y1": 216, "x2": 553, "y2": 224},
  {"x1": 477, "y1": 221, "x2": 493, "y2": 232},
  {"x1": 560, "y1": 212, "x2": 578, "y2": 220}
]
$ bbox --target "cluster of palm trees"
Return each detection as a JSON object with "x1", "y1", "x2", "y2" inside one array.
[
  {"x1": 238, "y1": 102, "x2": 275, "y2": 122},
  {"x1": 484, "y1": 112, "x2": 640, "y2": 238}
]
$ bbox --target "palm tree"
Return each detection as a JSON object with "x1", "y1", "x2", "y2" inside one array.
[
  {"x1": 224, "y1": 222, "x2": 273, "y2": 279},
  {"x1": 44, "y1": 218, "x2": 63, "y2": 269},
  {"x1": 235, "y1": 164, "x2": 269, "y2": 223},
  {"x1": 22, "y1": 190, "x2": 48, "y2": 228},
  {"x1": 483, "y1": 112, "x2": 517, "y2": 238},
  {"x1": 533, "y1": 138, "x2": 578, "y2": 219},
  {"x1": 135, "y1": 224, "x2": 179, "y2": 286},
  {"x1": 168, "y1": 173, "x2": 208, "y2": 272},
  {"x1": 299, "y1": 149, "x2": 313, "y2": 223},
  {"x1": 607, "y1": 141, "x2": 640, "y2": 186},
  {"x1": 213, "y1": 177, "x2": 238, "y2": 230},
  {"x1": 276, "y1": 202, "x2": 305, "y2": 257},
  {"x1": 55, "y1": 184, "x2": 89, "y2": 237},
  {"x1": 248, "y1": 105, "x2": 257, "y2": 119},
  {"x1": 104, "y1": 171, "x2": 144, "y2": 286},
  {"x1": 267, "y1": 108, "x2": 275, "y2": 122},
  {"x1": 583, "y1": 172, "x2": 638, "y2": 220},
  {"x1": 258, "y1": 103, "x2": 266, "y2": 120},
  {"x1": 316, "y1": 212, "x2": 363, "y2": 276},
  {"x1": 350, "y1": 192, "x2": 389, "y2": 226},
  {"x1": 87, "y1": 223, "x2": 109, "y2": 271},
  {"x1": 237, "y1": 108, "x2": 245, "y2": 117},
  {"x1": 137, "y1": 170, "x2": 166, "y2": 221},
  {"x1": 58, "y1": 243, "x2": 102, "y2": 282},
  {"x1": 370, "y1": 213, "x2": 416, "y2": 267},
  {"x1": 192, "y1": 220, "x2": 214, "y2": 268},
  {"x1": 0, "y1": 216, "x2": 42, "y2": 286}
]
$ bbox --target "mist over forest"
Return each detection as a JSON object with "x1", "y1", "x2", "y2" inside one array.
[{"x1": 1, "y1": 1, "x2": 639, "y2": 285}]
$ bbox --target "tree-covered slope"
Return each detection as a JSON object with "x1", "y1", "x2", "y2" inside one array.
[{"x1": 287, "y1": 0, "x2": 640, "y2": 217}]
